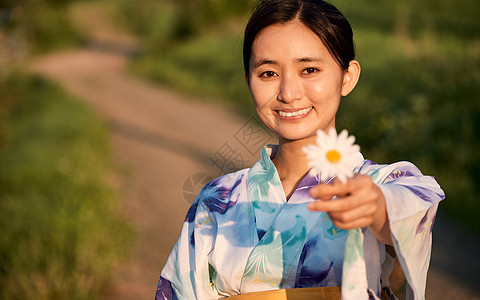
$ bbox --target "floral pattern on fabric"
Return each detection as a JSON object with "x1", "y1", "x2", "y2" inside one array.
[{"x1": 156, "y1": 146, "x2": 445, "y2": 300}]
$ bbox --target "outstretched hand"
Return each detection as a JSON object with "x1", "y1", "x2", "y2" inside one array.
[{"x1": 308, "y1": 174, "x2": 392, "y2": 245}]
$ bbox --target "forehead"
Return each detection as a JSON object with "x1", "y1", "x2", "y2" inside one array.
[{"x1": 251, "y1": 20, "x2": 330, "y2": 61}]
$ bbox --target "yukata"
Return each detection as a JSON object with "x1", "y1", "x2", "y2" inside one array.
[{"x1": 156, "y1": 145, "x2": 445, "y2": 300}]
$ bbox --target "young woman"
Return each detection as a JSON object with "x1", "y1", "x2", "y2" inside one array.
[{"x1": 155, "y1": 1, "x2": 444, "y2": 299}]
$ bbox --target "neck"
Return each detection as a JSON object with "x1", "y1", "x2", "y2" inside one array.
[{"x1": 272, "y1": 135, "x2": 316, "y2": 181}]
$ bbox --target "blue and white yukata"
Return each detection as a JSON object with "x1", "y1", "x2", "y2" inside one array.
[{"x1": 156, "y1": 145, "x2": 445, "y2": 300}]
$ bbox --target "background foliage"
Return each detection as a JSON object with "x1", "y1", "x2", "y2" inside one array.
[
  {"x1": 0, "y1": 74, "x2": 131, "y2": 299},
  {"x1": 1, "y1": 1, "x2": 131, "y2": 299},
  {"x1": 116, "y1": 0, "x2": 480, "y2": 234},
  {"x1": 0, "y1": 0, "x2": 83, "y2": 53}
]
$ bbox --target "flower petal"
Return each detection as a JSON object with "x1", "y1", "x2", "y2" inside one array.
[{"x1": 302, "y1": 128, "x2": 362, "y2": 184}]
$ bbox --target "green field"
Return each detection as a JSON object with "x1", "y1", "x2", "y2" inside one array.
[
  {"x1": 1, "y1": 1, "x2": 133, "y2": 298},
  {"x1": 0, "y1": 74, "x2": 131, "y2": 299},
  {"x1": 117, "y1": 0, "x2": 480, "y2": 234}
]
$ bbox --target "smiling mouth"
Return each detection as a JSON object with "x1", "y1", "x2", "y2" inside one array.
[{"x1": 277, "y1": 107, "x2": 313, "y2": 118}]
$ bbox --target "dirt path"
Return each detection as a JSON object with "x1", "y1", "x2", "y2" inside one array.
[
  {"x1": 29, "y1": 3, "x2": 479, "y2": 299},
  {"x1": 31, "y1": 46, "x2": 273, "y2": 299}
]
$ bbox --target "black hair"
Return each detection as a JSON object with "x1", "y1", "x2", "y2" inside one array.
[{"x1": 243, "y1": 0, "x2": 355, "y2": 75}]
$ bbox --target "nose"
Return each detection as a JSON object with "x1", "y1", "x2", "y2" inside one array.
[{"x1": 278, "y1": 74, "x2": 303, "y2": 103}]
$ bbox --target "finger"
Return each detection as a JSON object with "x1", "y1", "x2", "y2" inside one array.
[
  {"x1": 327, "y1": 202, "x2": 378, "y2": 225},
  {"x1": 310, "y1": 180, "x2": 349, "y2": 200},
  {"x1": 307, "y1": 194, "x2": 362, "y2": 212},
  {"x1": 308, "y1": 185, "x2": 379, "y2": 212},
  {"x1": 346, "y1": 174, "x2": 374, "y2": 192},
  {"x1": 310, "y1": 175, "x2": 373, "y2": 199}
]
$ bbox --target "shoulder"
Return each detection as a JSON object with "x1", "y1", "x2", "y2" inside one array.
[
  {"x1": 358, "y1": 160, "x2": 424, "y2": 184},
  {"x1": 360, "y1": 160, "x2": 444, "y2": 221},
  {"x1": 199, "y1": 169, "x2": 249, "y2": 200},
  {"x1": 186, "y1": 169, "x2": 249, "y2": 220}
]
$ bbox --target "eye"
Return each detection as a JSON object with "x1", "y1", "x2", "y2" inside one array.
[
  {"x1": 260, "y1": 71, "x2": 278, "y2": 78},
  {"x1": 302, "y1": 67, "x2": 319, "y2": 74}
]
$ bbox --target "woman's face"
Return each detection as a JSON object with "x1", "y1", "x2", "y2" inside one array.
[{"x1": 248, "y1": 20, "x2": 358, "y2": 142}]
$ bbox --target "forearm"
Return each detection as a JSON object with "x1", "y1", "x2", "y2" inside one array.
[{"x1": 368, "y1": 185, "x2": 393, "y2": 245}]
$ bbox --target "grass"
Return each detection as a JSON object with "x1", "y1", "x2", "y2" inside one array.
[
  {"x1": 0, "y1": 74, "x2": 131, "y2": 299},
  {"x1": 338, "y1": 28, "x2": 480, "y2": 233},
  {"x1": 131, "y1": 28, "x2": 252, "y2": 114}
]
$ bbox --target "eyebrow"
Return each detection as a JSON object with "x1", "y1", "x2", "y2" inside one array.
[
  {"x1": 253, "y1": 59, "x2": 278, "y2": 69},
  {"x1": 252, "y1": 57, "x2": 325, "y2": 69},
  {"x1": 297, "y1": 57, "x2": 325, "y2": 63}
]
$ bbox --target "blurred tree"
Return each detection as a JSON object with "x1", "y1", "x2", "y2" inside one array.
[
  {"x1": 394, "y1": 1, "x2": 411, "y2": 40},
  {"x1": 118, "y1": 0, "x2": 254, "y2": 52},
  {"x1": 0, "y1": 0, "x2": 16, "y2": 8},
  {"x1": 0, "y1": 0, "x2": 81, "y2": 53}
]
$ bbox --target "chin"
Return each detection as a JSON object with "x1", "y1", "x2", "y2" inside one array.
[
  {"x1": 260, "y1": 118, "x2": 319, "y2": 141},
  {"x1": 277, "y1": 130, "x2": 316, "y2": 142}
]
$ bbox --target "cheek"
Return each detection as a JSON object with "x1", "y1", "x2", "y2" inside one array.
[
  {"x1": 249, "y1": 81, "x2": 276, "y2": 111},
  {"x1": 305, "y1": 77, "x2": 343, "y2": 103}
]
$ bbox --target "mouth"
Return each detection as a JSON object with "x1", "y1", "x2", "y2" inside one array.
[{"x1": 276, "y1": 107, "x2": 313, "y2": 119}]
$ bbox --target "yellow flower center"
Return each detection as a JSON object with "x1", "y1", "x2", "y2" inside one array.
[{"x1": 326, "y1": 150, "x2": 341, "y2": 163}]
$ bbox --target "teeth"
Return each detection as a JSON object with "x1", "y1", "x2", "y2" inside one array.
[{"x1": 278, "y1": 107, "x2": 312, "y2": 117}]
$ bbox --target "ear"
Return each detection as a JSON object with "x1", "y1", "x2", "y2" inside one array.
[{"x1": 341, "y1": 60, "x2": 361, "y2": 96}]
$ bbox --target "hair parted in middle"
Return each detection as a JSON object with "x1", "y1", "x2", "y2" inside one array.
[{"x1": 243, "y1": 0, "x2": 355, "y2": 75}]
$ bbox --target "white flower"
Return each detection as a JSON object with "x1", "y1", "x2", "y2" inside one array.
[{"x1": 303, "y1": 128, "x2": 363, "y2": 183}]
